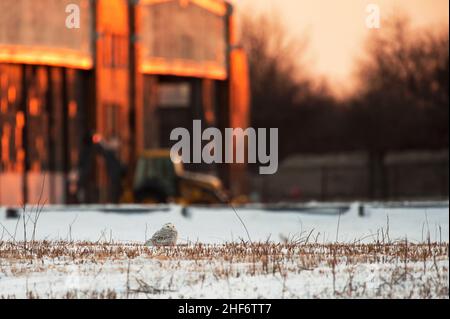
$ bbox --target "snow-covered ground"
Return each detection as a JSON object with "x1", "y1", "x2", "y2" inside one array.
[
  {"x1": 0, "y1": 203, "x2": 448, "y2": 244},
  {"x1": 0, "y1": 203, "x2": 448, "y2": 299},
  {"x1": 0, "y1": 242, "x2": 447, "y2": 298}
]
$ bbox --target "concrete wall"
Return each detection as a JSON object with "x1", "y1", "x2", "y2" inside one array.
[
  {"x1": 0, "y1": 172, "x2": 65, "y2": 206},
  {"x1": 251, "y1": 150, "x2": 449, "y2": 202}
]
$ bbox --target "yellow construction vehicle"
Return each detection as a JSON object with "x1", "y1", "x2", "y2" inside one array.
[
  {"x1": 121, "y1": 149, "x2": 229, "y2": 205},
  {"x1": 78, "y1": 134, "x2": 230, "y2": 205}
]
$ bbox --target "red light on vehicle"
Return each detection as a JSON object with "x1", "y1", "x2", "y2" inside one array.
[{"x1": 92, "y1": 133, "x2": 102, "y2": 144}]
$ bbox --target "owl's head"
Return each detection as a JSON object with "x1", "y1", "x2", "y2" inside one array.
[{"x1": 162, "y1": 223, "x2": 176, "y2": 231}]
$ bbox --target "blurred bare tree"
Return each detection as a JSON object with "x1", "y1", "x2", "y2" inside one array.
[
  {"x1": 240, "y1": 13, "x2": 342, "y2": 163},
  {"x1": 241, "y1": 12, "x2": 448, "y2": 197},
  {"x1": 348, "y1": 16, "x2": 449, "y2": 197},
  {"x1": 352, "y1": 16, "x2": 448, "y2": 148}
]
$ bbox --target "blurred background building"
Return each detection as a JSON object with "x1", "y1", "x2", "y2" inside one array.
[
  {"x1": 0, "y1": 0, "x2": 448, "y2": 205},
  {"x1": 0, "y1": 0, "x2": 249, "y2": 205}
]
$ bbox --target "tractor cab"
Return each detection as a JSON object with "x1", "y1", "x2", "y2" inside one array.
[{"x1": 131, "y1": 149, "x2": 228, "y2": 204}]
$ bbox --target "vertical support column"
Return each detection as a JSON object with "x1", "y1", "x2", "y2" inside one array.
[
  {"x1": 45, "y1": 66, "x2": 55, "y2": 203},
  {"x1": 20, "y1": 64, "x2": 29, "y2": 205},
  {"x1": 225, "y1": 4, "x2": 251, "y2": 197},
  {"x1": 128, "y1": 0, "x2": 144, "y2": 186},
  {"x1": 216, "y1": 79, "x2": 230, "y2": 189},
  {"x1": 216, "y1": 4, "x2": 233, "y2": 191},
  {"x1": 95, "y1": 0, "x2": 131, "y2": 203},
  {"x1": 61, "y1": 68, "x2": 70, "y2": 203}
]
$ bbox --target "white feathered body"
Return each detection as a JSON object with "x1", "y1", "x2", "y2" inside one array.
[{"x1": 146, "y1": 223, "x2": 178, "y2": 246}]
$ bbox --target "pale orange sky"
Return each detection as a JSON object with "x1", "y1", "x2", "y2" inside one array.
[{"x1": 232, "y1": 0, "x2": 449, "y2": 96}]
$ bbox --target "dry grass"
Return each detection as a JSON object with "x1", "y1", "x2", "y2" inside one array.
[
  {"x1": 0, "y1": 240, "x2": 448, "y2": 299},
  {"x1": 0, "y1": 240, "x2": 447, "y2": 263}
]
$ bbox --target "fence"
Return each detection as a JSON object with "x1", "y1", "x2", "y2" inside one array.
[{"x1": 251, "y1": 150, "x2": 449, "y2": 202}]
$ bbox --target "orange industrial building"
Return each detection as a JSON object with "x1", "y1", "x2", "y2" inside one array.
[{"x1": 0, "y1": 0, "x2": 249, "y2": 205}]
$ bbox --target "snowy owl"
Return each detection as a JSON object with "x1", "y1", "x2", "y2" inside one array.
[{"x1": 146, "y1": 223, "x2": 178, "y2": 246}]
